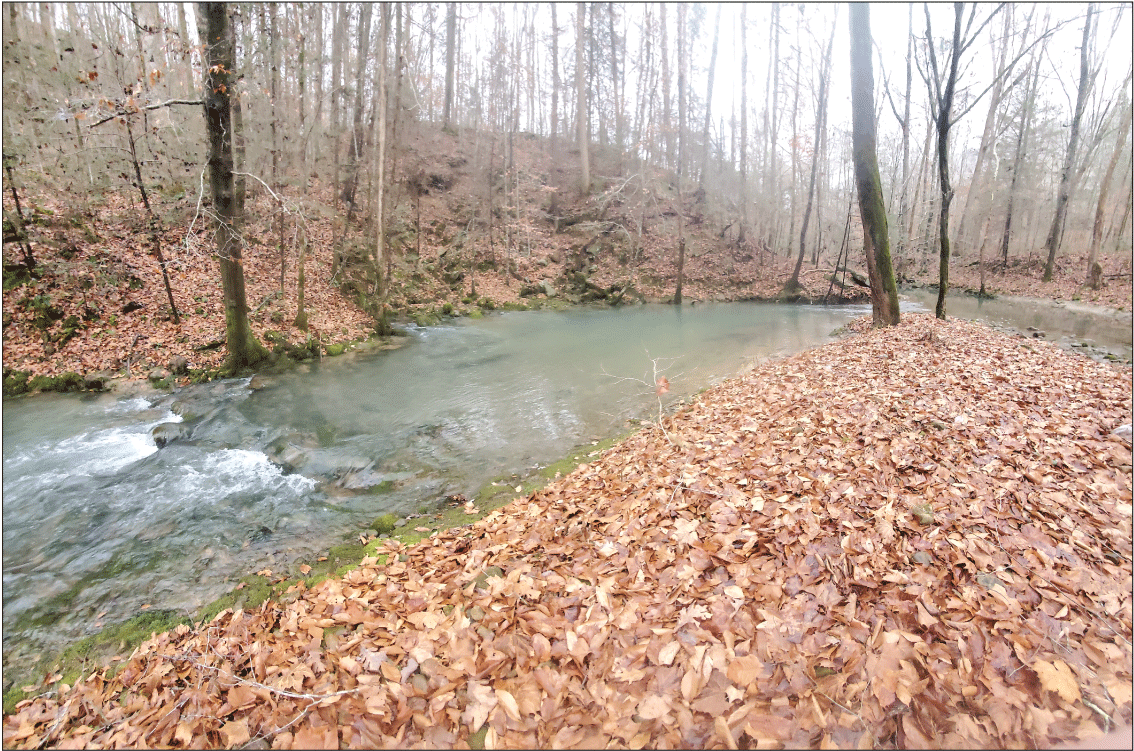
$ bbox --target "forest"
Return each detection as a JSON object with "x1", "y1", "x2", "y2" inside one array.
[
  {"x1": 2, "y1": 3, "x2": 1132, "y2": 750},
  {"x1": 1, "y1": 2, "x2": 1131, "y2": 385}
]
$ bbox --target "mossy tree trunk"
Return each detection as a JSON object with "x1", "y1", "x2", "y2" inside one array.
[
  {"x1": 849, "y1": 4, "x2": 900, "y2": 327},
  {"x1": 200, "y1": 2, "x2": 269, "y2": 372}
]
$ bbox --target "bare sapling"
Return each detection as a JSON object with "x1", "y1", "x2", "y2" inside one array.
[{"x1": 601, "y1": 350, "x2": 683, "y2": 445}]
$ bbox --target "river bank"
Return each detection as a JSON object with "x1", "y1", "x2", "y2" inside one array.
[{"x1": 4, "y1": 312, "x2": 1130, "y2": 748}]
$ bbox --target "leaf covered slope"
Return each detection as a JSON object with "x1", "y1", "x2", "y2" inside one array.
[{"x1": 5, "y1": 314, "x2": 1131, "y2": 749}]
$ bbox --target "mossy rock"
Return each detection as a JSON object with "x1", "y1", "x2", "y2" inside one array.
[
  {"x1": 3, "y1": 369, "x2": 31, "y2": 396},
  {"x1": 373, "y1": 513, "x2": 399, "y2": 535},
  {"x1": 478, "y1": 297, "x2": 496, "y2": 310},
  {"x1": 441, "y1": 302, "x2": 454, "y2": 315},
  {"x1": 467, "y1": 308, "x2": 484, "y2": 319},
  {"x1": 324, "y1": 343, "x2": 347, "y2": 357}
]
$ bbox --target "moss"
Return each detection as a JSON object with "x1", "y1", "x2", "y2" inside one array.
[
  {"x1": 373, "y1": 513, "x2": 399, "y2": 535},
  {"x1": 3, "y1": 370, "x2": 30, "y2": 396},
  {"x1": 500, "y1": 301, "x2": 529, "y2": 311},
  {"x1": 324, "y1": 343, "x2": 346, "y2": 357},
  {"x1": 467, "y1": 308, "x2": 484, "y2": 319},
  {"x1": 478, "y1": 297, "x2": 496, "y2": 311},
  {"x1": 441, "y1": 302, "x2": 454, "y2": 315},
  {"x1": 28, "y1": 374, "x2": 56, "y2": 392},
  {"x1": 4, "y1": 608, "x2": 192, "y2": 714},
  {"x1": 368, "y1": 480, "x2": 396, "y2": 495}
]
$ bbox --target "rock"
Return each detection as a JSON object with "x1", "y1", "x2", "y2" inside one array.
[
  {"x1": 168, "y1": 356, "x2": 189, "y2": 375},
  {"x1": 148, "y1": 368, "x2": 169, "y2": 383},
  {"x1": 249, "y1": 374, "x2": 268, "y2": 390},
  {"x1": 540, "y1": 279, "x2": 557, "y2": 298},
  {"x1": 1112, "y1": 423, "x2": 1132, "y2": 443},
  {"x1": 519, "y1": 283, "x2": 543, "y2": 298},
  {"x1": 268, "y1": 443, "x2": 309, "y2": 472},
  {"x1": 122, "y1": 301, "x2": 144, "y2": 314},
  {"x1": 152, "y1": 422, "x2": 185, "y2": 449},
  {"x1": 394, "y1": 518, "x2": 408, "y2": 528},
  {"x1": 84, "y1": 371, "x2": 111, "y2": 391}
]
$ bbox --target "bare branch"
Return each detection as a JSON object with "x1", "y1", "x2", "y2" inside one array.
[{"x1": 89, "y1": 99, "x2": 204, "y2": 128}]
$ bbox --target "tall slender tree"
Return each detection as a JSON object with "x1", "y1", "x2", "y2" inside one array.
[
  {"x1": 575, "y1": 2, "x2": 590, "y2": 195},
  {"x1": 1042, "y1": 3, "x2": 1095, "y2": 282}
]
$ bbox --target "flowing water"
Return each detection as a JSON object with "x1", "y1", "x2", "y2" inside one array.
[
  {"x1": 2, "y1": 297, "x2": 1128, "y2": 677},
  {"x1": 3, "y1": 302, "x2": 868, "y2": 675}
]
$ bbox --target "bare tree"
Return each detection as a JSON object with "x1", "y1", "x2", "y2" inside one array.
[
  {"x1": 575, "y1": 2, "x2": 590, "y2": 195},
  {"x1": 199, "y1": 1, "x2": 268, "y2": 371},
  {"x1": 788, "y1": 9, "x2": 837, "y2": 293},
  {"x1": 850, "y1": 3, "x2": 900, "y2": 326},
  {"x1": 1086, "y1": 71, "x2": 1132, "y2": 289},
  {"x1": 697, "y1": 4, "x2": 721, "y2": 194},
  {"x1": 1042, "y1": 3, "x2": 1095, "y2": 282},
  {"x1": 918, "y1": 2, "x2": 1005, "y2": 319}
]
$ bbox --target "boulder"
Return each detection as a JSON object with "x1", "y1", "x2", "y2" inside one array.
[
  {"x1": 540, "y1": 279, "x2": 557, "y2": 298},
  {"x1": 148, "y1": 368, "x2": 169, "y2": 383},
  {"x1": 249, "y1": 374, "x2": 268, "y2": 390},
  {"x1": 168, "y1": 356, "x2": 189, "y2": 375},
  {"x1": 152, "y1": 422, "x2": 185, "y2": 449}
]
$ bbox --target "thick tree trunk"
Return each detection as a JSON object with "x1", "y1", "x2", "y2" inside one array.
[
  {"x1": 1043, "y1": 3, "x2": 1095, "y2": 282},
  {"x1": 849, "y1": 4, "x2": 900, "y2": 327},
  {"x1": 199, "y1": 2, "x2": 269, "y2": 372}
]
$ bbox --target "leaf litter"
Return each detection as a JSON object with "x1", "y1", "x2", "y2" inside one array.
[{"x1": 4, "y1": 313, "x2": 1131, "y2": 749}]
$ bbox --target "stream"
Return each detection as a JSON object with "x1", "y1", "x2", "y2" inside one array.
[{"x1": 2, "y1": 296, "x2": 1129, "y2": 678}]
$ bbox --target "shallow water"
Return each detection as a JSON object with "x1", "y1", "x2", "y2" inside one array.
[
  {"x1": 2, "y1": 302, "x2": 870, "y2": 673},
  {"x1": 3, "y1": 295, "x2": 1128, "y2": 675}
]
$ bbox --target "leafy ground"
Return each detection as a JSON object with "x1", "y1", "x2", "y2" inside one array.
[{"x1": 5, "y1": 314, "x2": 1130, "y2": 749}]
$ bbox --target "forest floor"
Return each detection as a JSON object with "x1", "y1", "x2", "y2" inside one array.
[
  {"x1": 4, "y1": 121, "x2": 1130, "y2": 392},
  {"x1": 4, "y1": 313, "x2": 1131, "y2": 748}
]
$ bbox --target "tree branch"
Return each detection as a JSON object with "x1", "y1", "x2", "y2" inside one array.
[{"x1": 89, "y1": 99, "x2": 204, "y2": 128}]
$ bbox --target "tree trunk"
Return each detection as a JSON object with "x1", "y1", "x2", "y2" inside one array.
[
  {"x1": 1043, "y1": 3, "x2": 1095, "y2": 282},
  {"x1": 768, "y1": 3, "x2": 781, "y2": 252},
  {"x1": 956, "y1": 9, "x2": 1013, "y2": 257},
  {"x1": 697, "y1": 4, "x2": 721, "y2": 192},
  {"x1": 269, "y1": 2, "x2": 284, "y2": 294},
  {"x1": 674, "y1": 3, "x2": 687, "y2": 305},
  {"x1": 550, "y1": 3, "x2": 558, "y2": 148},
  {"x1": 925, "y1": 3, "x2": 965, "y2": 321},
  {"x1": 660, "y1": 3, "x2": 672, "y2": 171},
  {"x1": 340, "y1": 4, "x2": 373, "y2": 229},
  {"x1": 608, "y1": 3, "x2": 623, "y2": 168},
  {"x1": 575, "y1": 2, "x2": 589, "y2": 195},
  {"x1": 444, "y1": 3, "x2": 456, "y2": 131},
  {"x1": 1086, "y1": 83, "x2": 1131, "y2": 289},
  {"x1": 849, "y1": 4, "x2": 900, "y2": 327},
  {"x1": 789, "y1": 11, "x2": 837, "y2": 291},
  {"x1": 737, "y1": 5, "x2": 748, "y2": 245},
  {"x1": 199, "y1": 2, "x2": 269, "y2": 372},
  {"x1": 374, "y1": 4, "x2": 390, "y2": 326}
]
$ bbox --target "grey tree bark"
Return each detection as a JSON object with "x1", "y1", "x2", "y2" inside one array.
[{"x1": 1043, "y1": 3, "x2": 1095, "y2": 282}]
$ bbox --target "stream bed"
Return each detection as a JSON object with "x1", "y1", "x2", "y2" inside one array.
[{"x1": 2, "y1": 296, "x2": 1128, "y2": 678}]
